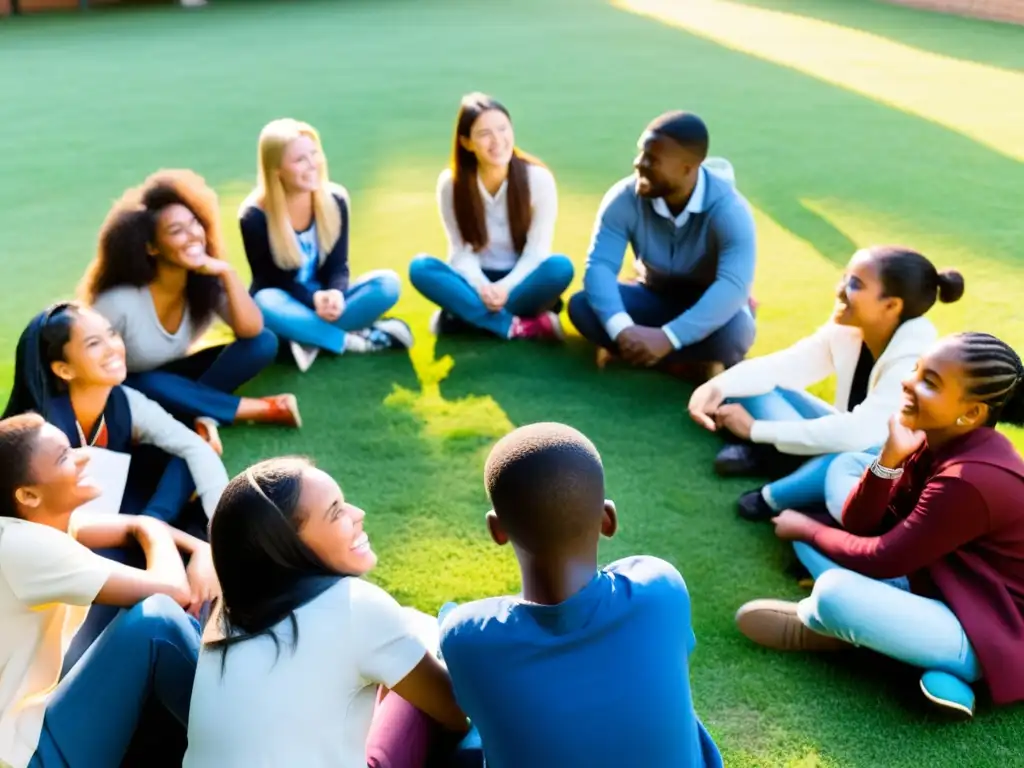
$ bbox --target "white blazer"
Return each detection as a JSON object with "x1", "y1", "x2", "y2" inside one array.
[{"x1": 710, "y1": 316, "x2": 938, "y2": 455}]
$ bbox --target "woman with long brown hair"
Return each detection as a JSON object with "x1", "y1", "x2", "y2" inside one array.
[
  {"x1": 81, "y1": 169, "x2": 300, "y2": 444},
  {"x1": 409, "y1": 92, "x2": 573, "y2": 340}
]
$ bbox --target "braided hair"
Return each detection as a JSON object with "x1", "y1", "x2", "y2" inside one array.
[{"x1": 950, "y1": 332, "x2": 1024, "y2": 427}]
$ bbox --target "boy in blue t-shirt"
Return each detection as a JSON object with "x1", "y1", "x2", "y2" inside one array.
[{"x1": 439, "y1": 422, "x2": 723, "y2": 768}]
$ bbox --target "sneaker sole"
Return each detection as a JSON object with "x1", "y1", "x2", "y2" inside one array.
[
  {"x1": 289, "y1": 341, "x2": 318, "y2": 373},
  {"x1": 919, "y1": 679, "x2": 975, "y2": 719},
  {"x1": 374, "y1": 318, "x2": 414, "y2": 349},
  {"x1": 282, "y1": 394, "x2": 302, "y2": 429},
  {"x1": 736, "y1": 600, "x2": 850, "y2": 652}
]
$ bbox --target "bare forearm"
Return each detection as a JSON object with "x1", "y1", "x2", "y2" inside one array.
[
  {"x1": 135, "y1": 520, "x2": 189, "y2": 586},
  {"x1": 220, "y1": 267, "x2": 264, "y2": 337},
  {"x1": 71, "y1": 517, "x2": 137, "y2": 549}
]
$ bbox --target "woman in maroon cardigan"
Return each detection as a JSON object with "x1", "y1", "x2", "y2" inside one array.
[{"x1": 735, "y1": 332, "x2": 1024, "y2": 718}]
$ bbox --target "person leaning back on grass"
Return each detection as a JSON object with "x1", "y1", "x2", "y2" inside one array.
[
  {"x1": 0, "y1": 413, "x2": 209, "y2": 768},
  {"x1": 409, "y1": 92, "x2": 574, "y2": 341},
  {"x1": 439, "y1": 422, "x2": 723, "y2": 768},
  {"x1": 567, "y1": 111, "x2": 757, "y2": 380},
  {"x1": 737, "y1": 332, "x2": 1024, "y2": 719},
  {"x1": 241, "y1": 118, "x2": 413, "y2": 374}
]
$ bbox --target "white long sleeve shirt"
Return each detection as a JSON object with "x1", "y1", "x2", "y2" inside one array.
[
  {"x1": 710, "y1": 316, "x2": 938, "y2": 455},
  {"x1": 436, "y1": 163, "x2": 558, "y2": 293},
  {"x1": 123, "y1": 386, "x2": 228, "y2": 517}
]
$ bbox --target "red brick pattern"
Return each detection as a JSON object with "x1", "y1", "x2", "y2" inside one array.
[{"x1": 884, "y1": 0, "x2": 1024, "y2": 25}]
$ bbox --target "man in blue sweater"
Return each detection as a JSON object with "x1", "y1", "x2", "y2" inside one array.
[{"x1": 568, "y1": 111, "x2": 757, "y2": 377}]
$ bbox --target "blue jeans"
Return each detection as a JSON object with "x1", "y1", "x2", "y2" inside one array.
[
  {"x1": 31, "y1": 595, "x2": 201, "y2": 768},
  {"x1": 253, "y1": 269, "x2": 402, "y2": 354},
  {"x1": 567, "y1": 283, "x2": 755, "y2": 367},
  {"x1": 793, "y1": 543, "x2": 981, "y2": 683},
  {"x1": 125, "y1": 328, "x2": 279, "y2": 425},
  {"x1": 823, "y1": 450, "x2": 878, "y2": 521},
  {"x1": 409, "y1": 255, "x2": 574, "y2": 337},
  {"x1": 732, "y1": 388, "x2": 878, "y2": 516}
]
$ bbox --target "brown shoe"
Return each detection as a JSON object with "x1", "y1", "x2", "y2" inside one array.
[
  {"x1": 262, "y1": 394, "x2": 302, "y2": 428},
  {"x1": 735, "y1": 599, "x2": 850, "y2": 652}
]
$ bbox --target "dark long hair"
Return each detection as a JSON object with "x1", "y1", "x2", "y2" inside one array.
[
  {"x1": 207, "y1": 457, "x2": 341, "y2": 669},
  {"x1": 451, "y1": 92, "x2": 543, "y2": 255},
  {"x1": 2, "y1": 303, "x2": 84, "y2": 421},
  {"x1": 78, "y1": 169, "x2": 225, "y2": 330},
  {"x1": 868, "y1": 246, "x2": 965, "y2": 321}
]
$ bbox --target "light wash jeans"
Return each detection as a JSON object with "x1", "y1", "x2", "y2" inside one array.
[
  {"x1": 730, "y1": 388, "x2": 878, "y2": 518},
  {"x1": 253, "y1": 269, "x2": 402, "y2": 353},
  {"x1": 409, "y1": 254, "x2": 574, "y2": 337},
  {"x1": 792, "y1": 542, "x2": 982, "y2": 684}
]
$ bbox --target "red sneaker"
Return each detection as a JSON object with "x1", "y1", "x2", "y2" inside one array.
[{"x1": 509, "y1": 312, "x2": 564, "y2": 341}]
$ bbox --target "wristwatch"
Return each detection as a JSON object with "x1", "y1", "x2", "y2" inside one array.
[{"x1": 869, "y1": 457, "x2": 904, "y2": 480}]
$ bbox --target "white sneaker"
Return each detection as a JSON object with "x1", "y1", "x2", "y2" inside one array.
[
  {"x1": 181, "y1": 0, "x2": 207, "y2": 6},
  {"x1": 289, "y1": 341, "x2": 319, "y2": 373},
  {"x1": 373, "y1": 318, "x2": 415, "y2": 349}
]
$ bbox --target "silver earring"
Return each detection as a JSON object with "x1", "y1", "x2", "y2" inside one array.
[{"x1": 957, "y1": 416, "x2": 968, "y2": 426}]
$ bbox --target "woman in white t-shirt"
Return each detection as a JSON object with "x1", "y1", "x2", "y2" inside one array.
[
  {"x1": 184, "y1": 457, "x2": 468, "y2": 768},
  {"x1": 0, "y1": 412, "x2": 211, "y2": 768},
  {"x1": 409, "y1": 92, "x2": 574, "y2": 340}
]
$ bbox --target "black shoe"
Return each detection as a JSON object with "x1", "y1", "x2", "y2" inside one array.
[
  {"x1": 737, "y1": 489, "x2": 776, "y2": 522},
  {"x1": 714, "y1": 444, "x2": 763, "y2": 477}
]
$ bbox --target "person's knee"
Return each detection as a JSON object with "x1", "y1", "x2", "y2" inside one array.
[
  {"x1": 543, "y1": 255, "x2": 575, "y2": 289},
  {"x1": 809, "y1": 568, "x2": 862, "y2": 632},
  {"x1": 252, "y1": 287, "x2": 289, "y2": 314},
  {"x1": 245, "y1": 327, "x2": 280, "y2": 364},
  {"x1": 566, "y1": 290, "x2": 595, "y2": 334},
  {"x1": 408, "y1": 254, "x2": 443, "y2": 290},
  {"x1": 124, "y1": 595, "x2": 200, "y2": 651},
  {"x1": 825, "y1": 453, "x2": 866, "y2": 518},
  {"x1": 370, "y1": 269, "x2": 402, "y2": 307},
  {"x1": 715, "y1": 311, "x2": 756, "y2": 367}
]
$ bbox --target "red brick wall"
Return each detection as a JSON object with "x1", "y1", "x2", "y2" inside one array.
[
  {"x1": 3, "y1": 0, "x2": 132, "y2": 13},
  {"x1": 883, "y1": 0, "x2": 1024, "y2": 24}
]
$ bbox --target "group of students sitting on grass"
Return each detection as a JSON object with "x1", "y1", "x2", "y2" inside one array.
[{"x1": 1, "y1": 89, "x2": 1023, "y2": 768}]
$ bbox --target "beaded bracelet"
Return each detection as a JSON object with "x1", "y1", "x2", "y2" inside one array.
[{"x1": 869, "y1": 457, "x2": 904, "y2": 481}]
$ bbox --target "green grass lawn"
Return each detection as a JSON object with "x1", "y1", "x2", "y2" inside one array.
[{"x1": 2, "y1": 0, "x2": 1023, "y2": 765}]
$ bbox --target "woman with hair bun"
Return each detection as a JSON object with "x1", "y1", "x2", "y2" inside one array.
[{"x1": 688, "y1": 246, "x2": 964, "y2": 522}]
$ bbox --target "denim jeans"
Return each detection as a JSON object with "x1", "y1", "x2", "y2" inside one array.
[
  {"x1": 30, "y1": 595, "x2": 201, "y2": 768},
  {"x1": 792, "y1": 543, "x2": 982, "y2": 683},
  {"x1": 566, "y1": 283, "x2": 755, "y2": 368},
  {"x1": 731, "y1": 388, "x2": 878, "y2": 516},
  {"x1": 409, "y1": 255, "x2": 574, "y2": 337},
  {"x1": 254, "y1": 269, "x2": 402, "y2": 353},
  {"x1": 125, "y1": 328, "x2": 279, "y2": 425}
]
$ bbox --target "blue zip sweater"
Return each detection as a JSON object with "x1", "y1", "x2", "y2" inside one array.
[{"x1": 582, "y1": 164, "x2": 756, "y2": 348}]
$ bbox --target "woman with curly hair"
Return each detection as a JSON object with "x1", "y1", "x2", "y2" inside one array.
[{"x1": 80, "y1": 169, "x2": 300, "y2": 443}]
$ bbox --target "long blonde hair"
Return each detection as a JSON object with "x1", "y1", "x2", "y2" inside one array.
[{"x1": 256, "y1": 118, "x2": 342, "y2": 271}]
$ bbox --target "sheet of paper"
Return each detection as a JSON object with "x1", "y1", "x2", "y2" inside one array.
[{"x1": 73, "y1": 446, "x2": 131, "y2": 518}]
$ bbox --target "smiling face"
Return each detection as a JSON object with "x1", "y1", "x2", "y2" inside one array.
[
  {"x1": 633, "y1": 131, "x2": 694, "y2": 199},
  {"x1": 277, "y1": 134, "x2": 323, "y2": 194},
  {"x1": 294, "y1": 467, "x2": 377, "y2": 576},
  {"x1": 50, "y1": 308, "x2": 126, "y2": 389},
  {"x1": 148, "y1": 203, "x2": 208, "y2": 270},
  {"x1": 15, "y1": 423, "x2": 99, "y2": 528},
  {"x1": 832, "y1": 250, "x2": 901, "y2": 329},
  {"x1": 461, "y1": 108, "x2": 515, "y2": 171},
  {"x1": 899, "y1": 340, "x2": 987, "y2": 433}
]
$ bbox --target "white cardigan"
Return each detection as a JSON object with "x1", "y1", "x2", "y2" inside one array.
[
  {"x1": 436, "y1": 163, "x2": 558, "y2": 293},
  {"x1": 710, "y1": 316, "x2": 938, "y2": 455}
]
